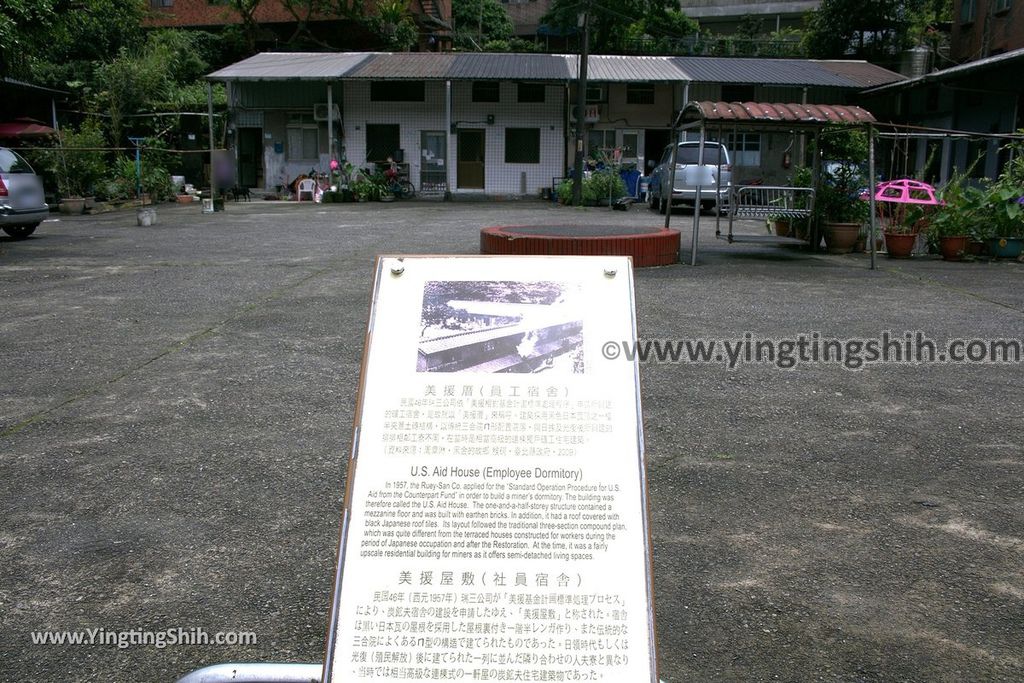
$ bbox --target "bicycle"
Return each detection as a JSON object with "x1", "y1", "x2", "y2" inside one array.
[{"x1": 384, "y1": 158, "x2": 416, "y2": 199}]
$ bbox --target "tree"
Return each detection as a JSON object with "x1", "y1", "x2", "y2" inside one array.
[
  {"x1": 2, "y1": 0, "x2": 144, "y2": 87},
  {"x1": 0, "y1": 0, "x2": 53, "y2": 76},
  {"x1": 803, "y1": 0, "x2": 935, "y2": 61},
  {"x1": 366, "y1": 0, "x2": 419, "y2": 51},
  {"x1": 453, "y1": 0, "x2": 513, "y2": 50},
  {"x1": 227, "y1": 0, "x2": 264, "y2": 53},
  {"x1": 542, "y1": 0, "x2": 691, "y2": 54}
]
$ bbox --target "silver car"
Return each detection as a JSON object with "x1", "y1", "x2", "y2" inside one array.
[
  {"x1": 648, "y1": 141, "x2": 732, "y2": 214},
  {"x1": 0, "y1": 147, "x2": 49, "y2": 239}
]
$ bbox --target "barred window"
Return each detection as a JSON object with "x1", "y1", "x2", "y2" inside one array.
[
  {"x1": 505, "y1": 128, "x2": 540, "y2": 163},
  {"x1": 518, "y1": 83, "x2": 546, "y2": 103},
  {"x1": 366, "y1": 124, "x2": 400, "y2": 163},
  {"x1": 472, "y1": 82, "x2": 500, "y2": 103},
  {"x1": 370, "y1": 81, "x2": 425, "y2": 102},
  {"x1": 626, "y1": 84, "x2": 655, "y2": 105}
]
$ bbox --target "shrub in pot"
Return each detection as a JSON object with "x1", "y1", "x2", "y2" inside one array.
[
  {"x1": 38, "y1": 119, "x2": 107, "y2": 213},
  {"x1": 816, "y1": 164, "x2": 868, "y2": 254},
  {"x1": 929, "y1": 173, "x2": 984, "y2": 261},
  {"x1": 984, "y1": 180, "x2": 1024, "y2": 259}
]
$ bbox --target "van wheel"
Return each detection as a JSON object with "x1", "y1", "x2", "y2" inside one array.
[
  {"x1": 648, "y1": 192, "x2": 659, "y2": 211},
  {"x1": 2, "y1": 224, "x2": 37, "y2": 239}
]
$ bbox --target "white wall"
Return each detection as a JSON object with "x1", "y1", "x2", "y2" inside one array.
[
  {"x1": 342, "y1": 81, "x2": 448, "y2": 188},
  {"x1": 449, "y1": 81, "x2": 566, "y2": 195}
]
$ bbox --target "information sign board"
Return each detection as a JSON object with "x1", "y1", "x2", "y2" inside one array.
[{"x1": 324, "y1": 256, "x2": 656, "y2": 682}]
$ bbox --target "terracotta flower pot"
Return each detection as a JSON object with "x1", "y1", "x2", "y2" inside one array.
[
  {"x1": 773, "y1": 219, "x2": 791, "y2": 237},
  {"x1": 823, "y1": 221, "x2": 861, "y2": 254},
  {"x1": 884, "y1": 232, "x2": 916, "y2": 258},
  {"x1": 939, "y1": 235, "x2": 969, "y2": 261}
]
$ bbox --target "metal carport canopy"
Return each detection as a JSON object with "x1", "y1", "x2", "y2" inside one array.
[
  {"x1": 667, "y1": 101, "x2": 878, "y2": 267},
  {"x1": 674, "y1": 101, "x2": 876, "y2": 130}
]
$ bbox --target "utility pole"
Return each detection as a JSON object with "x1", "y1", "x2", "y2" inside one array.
[{"x1": 571, "y1": 3, "x2": 590, "y2": 206}]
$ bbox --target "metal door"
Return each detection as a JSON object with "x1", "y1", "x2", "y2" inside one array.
[
  {"x1": 421, "y1": 130, "x2": 447, "y2": 194},
  {"x1": 237, "y1": 128, "x2": 262, "y2": 188}
]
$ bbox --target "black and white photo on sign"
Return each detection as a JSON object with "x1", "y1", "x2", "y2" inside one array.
[{"x1": 417, "y1": 280, "x2": 584, "y2": 374}]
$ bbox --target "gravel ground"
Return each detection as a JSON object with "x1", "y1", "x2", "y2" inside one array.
[{"x1": 1, "y1": 200, "x2": 1021, "y2": 682}]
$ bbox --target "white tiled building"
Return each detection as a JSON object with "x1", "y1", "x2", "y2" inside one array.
[{"x1": 208, "y1": 52, "x2": 902, "y2": 196}]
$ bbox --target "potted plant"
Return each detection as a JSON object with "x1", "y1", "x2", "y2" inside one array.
[
  {"x1": 873, "y1": 179, "x2": 942, "y2": 259},
  {"x1": 790, "y1": 166, "x2": 813, "y2": 242},
  {"x1": 983, "y1": 174, "x2": 1024, "y2": 259},
  {"x1": 929, "y1": 174, "x2": 982, "y2": 261},
  {"x1": 817, "y1": 163, "x2": 868, "y2": 254},
  {"x1": 41, "y1": 119, "x2": 106, "y2": 214}
]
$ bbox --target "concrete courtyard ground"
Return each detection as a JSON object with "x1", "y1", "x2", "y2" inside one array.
[{"x1": 1, "y1": 200, "x2": 1021, "y2": 682}]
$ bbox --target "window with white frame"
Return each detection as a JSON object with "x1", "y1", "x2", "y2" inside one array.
[
  {"x1": 995, "y1": 0, "x2": 1010, "y2": 11},
  {"x1": 714, "y1": 132, "x2": 761, "y2": 166},
  {"x1": 585, "y1": 84, "x2": 607, "y2": 103},
  {"x1": 587, "y1": 129, "x2": 616, "y2": 159},
  {"x1": 286, "y1": 113, "x2": 319, "y2": 161}
]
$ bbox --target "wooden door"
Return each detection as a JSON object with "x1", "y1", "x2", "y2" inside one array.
[{"x1": 457, "y1": 129, "x2": 485, "y2": 189}]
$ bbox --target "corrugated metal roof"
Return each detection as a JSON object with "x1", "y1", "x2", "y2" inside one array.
[
  {"x1": 862, "y1": 46, "x2": 1024, "y2": 94},
  {"x1": 445, "y1": 53, "x2": 572, "y2": 81},
  {"x1": 1, "y1": 76, "x2": 68, "y2": 96},
  {"x1": 345, "y1": 52, "x2": 457, "y2": 79},
  {"x1": 671, "y1": 57, "x2": 853, "y2": 87},
  {"x1": 565, "y1": 55, "x2": 685, "y2": 82},
  {"x1": 207, "y1": 52, "x2": 374, "y2": 80},
  {"x1": 814, "y1": 60, "x2": 905, "y2": 88},
  {"x1": 207, "y1": 51, "x2": 902, "y2": 90},
  {"x1": 679, "y1": 101, "x2": 876, "y2": 126}
]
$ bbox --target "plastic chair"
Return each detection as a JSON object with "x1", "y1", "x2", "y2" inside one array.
[{"x1": 296, "y1": 178, "x2": 316, "y2": 202}]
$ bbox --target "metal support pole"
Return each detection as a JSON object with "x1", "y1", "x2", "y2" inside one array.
[
  {"x1": 132, "y1": 141, "x2": 142, "y2": 200},
  {"x1": 327, "y1": 83, "x2": 334, "y2": 164},
  {"x1": 810, "y1": 130, "x2": 821, "y2": 251},
  {"x1": 571, "y1": 5, "x2": 590, "y2": 206},
  {"x1": 445, "y1": 80, "x2": 453, "y2": 201},
  {"x1": 868, "y1": 124, "x2": 877, "y2": 270},
  {"x1": 664, "y1": 128, "x2": 677, "y2": 231},
  {"x1": 207, "y1": 82, "x2": 217, "y2": 201},
  {"x1": 128, "y1": 136, "x2": 145, "y2": 201},
  {"x1": 690, "y1": 133, "x2": 706, "y2": 266}
]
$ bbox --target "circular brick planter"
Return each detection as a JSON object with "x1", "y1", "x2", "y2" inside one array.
[{"x1": 480, "y1": 225, "x2": 681, "y2": 267}]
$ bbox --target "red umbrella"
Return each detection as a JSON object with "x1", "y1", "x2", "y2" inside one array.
[{"x1": 0, "y1": 117, "x2": 57, "y2": 138}]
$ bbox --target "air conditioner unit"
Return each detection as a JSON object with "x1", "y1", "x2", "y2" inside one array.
[{"x1": 314, "y1": 103, "x2": 341, "y2": 122}]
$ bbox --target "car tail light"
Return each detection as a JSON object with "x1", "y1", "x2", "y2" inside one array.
[{"x1": 0, "y1": 176, "x2": 7, "y2": 197}]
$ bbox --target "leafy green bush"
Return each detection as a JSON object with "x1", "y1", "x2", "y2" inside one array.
[
  {"x1": 556, "y1": 171, "x2": 627, "y2": 205},
  {"x1": 102, "y1": 151, "x2": 174, "y2": 202},
  {"x1": 38, "y1": 119, "x2": 107, "y2": 197}
]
